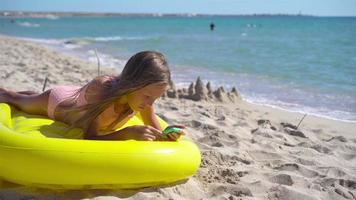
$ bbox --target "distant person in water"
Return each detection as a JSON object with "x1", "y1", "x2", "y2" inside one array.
[{"x1": 210, "y1": 22, "x2": 215, "y2": 31}]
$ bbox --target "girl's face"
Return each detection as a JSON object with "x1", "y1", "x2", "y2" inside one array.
[{"x1": 126, "y1": 83, "x2": 168, "y2": 111}]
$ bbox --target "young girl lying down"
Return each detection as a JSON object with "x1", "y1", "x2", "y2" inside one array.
[{"x1": 0, "y1": 51, "x2": 184, "y2": 141}]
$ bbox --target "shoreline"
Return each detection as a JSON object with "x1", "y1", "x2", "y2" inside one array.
[
  {"x1": 2, "y1": 33, "x2": 355, "y2": 124},
  {"x1": 1, "y1": 34, "x2": 356, "y2": 199},
  {"x1": 243, "y1": 98, "x2": 356, "y2": 125}
]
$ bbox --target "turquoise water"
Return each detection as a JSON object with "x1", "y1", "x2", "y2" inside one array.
[{"x1": 1, "y1": 16, "x2": 356, "y2": 122}]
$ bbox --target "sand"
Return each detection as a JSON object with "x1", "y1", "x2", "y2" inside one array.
[{"x1": 1, "y1": 35, "x2": 356, "y2": 200}]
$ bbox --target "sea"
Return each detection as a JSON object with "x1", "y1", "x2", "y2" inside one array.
[{"x1": 1, "y1": 15, "x2": 355, "y2": 122}]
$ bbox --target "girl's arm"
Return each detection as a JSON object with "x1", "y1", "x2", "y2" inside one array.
[
  {"x1": 84, "y1": 107, "x2": 163, "y2": 141},
  {"x1": 84, "y1": 119, "x2": 127, "y2": 140},
  {"x1": 84, "y1": 120, "x2": 163, "y2": 141},
  {"x1": 140, "y1": 105, "x2": 162, "y2": 131}
]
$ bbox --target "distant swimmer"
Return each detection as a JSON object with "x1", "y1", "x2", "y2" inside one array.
[{"x1": 210, "y1": 22, "x2": 215, "y2": 31}]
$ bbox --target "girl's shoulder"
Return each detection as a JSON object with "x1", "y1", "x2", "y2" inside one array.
[{"x1": 85, "y1": 75, "x2": 115, "y2": 102}]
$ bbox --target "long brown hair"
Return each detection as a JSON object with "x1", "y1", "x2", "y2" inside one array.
[{"x1": 64, "y1": 50, "x2": 171, "y2": 133}]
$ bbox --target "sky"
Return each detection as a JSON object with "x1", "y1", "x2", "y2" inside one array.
[{"x1": 1, "y1": 0, "x2": 356, "y2": 16}]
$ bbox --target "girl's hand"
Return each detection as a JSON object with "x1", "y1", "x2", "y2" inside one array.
[
  {"x1": 163, "y1": 125, "x2": 186, "y2": 141},
  {"x1": 121, "y1": 125, "x2": 164, "y2": 141}
]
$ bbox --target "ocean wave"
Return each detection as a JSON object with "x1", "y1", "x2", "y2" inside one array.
[
  {"x1": 64, "y1": 35, "x2": 161, "y2": 48},
  {"x1": 17, "y1": 37, "x2": 85, "y2": 50},
  {"x1": 45, "y1": 15, "x2": 59, "y2": 20},
  {"x1": 22, "y1": 37, "x2": 91, "y2": 49},
  {"x1": 18, "y1": 37, "x2": 63, "y2": 45},
  {"x1": 62, "y1": 39, "x2": 92, "y2": 49},
  {"x1": 16, "y1": 35, "x2": 157, "y2": 50},
  {"x1": 83, "y1": 36, "x2": 154, "y2": 42},
  {"x1": 17, "y1": 22, "x2": 40, "y2": 27},
  {"x1": 18, "y1": 36, "x2": 127, "y2": 68},
  {"x1": 243, "y1": 96, "x2": 356, "y2": 123},
  {"x1": 86, "y1": 50, "x2": 126, "y2": 69}
]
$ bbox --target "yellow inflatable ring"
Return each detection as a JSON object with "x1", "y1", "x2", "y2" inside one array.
[{"x1": 0, "y1": 103, "x2": 201, "y2": 189}]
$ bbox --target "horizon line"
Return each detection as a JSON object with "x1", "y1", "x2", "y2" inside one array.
[{"x1": 1, "y1": 10, "x2": 356, "y2": 18}]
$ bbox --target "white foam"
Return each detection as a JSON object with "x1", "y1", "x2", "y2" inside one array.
[
  {"x1": 83, "y1": 36, "x2": 152, "y2": 42},
  {"x1": 17, "y1": 22, "x2": 40, "y2": 28},
  {"x1": 17, "y1": 37, "x2": 64, "y2": 45},
  {"x1": 86, "y1": 50, "x2": 126, "y2": 70},
  {"x1": 243, "y1": 96, "x2": 356, "y2": 123},
  {"x1": 45, "y1": 15, "x2": 59, "y2": 20}
]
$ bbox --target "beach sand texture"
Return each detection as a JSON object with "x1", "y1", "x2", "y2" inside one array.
[{"x1": 1, "y1": 35, "x2": 356, "y2": 200}]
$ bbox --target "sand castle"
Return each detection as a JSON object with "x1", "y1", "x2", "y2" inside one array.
[{"x1": 165, "y1": 77, "x2": 241, "y2": 103}]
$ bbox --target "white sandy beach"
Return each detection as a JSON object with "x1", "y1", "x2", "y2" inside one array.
[{"x1": 1, "y1": 35, "x2": 356, "y2": 200}]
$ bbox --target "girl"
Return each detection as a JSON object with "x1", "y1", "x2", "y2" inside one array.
[{"x1": 0, "y1": 51, "x2": 183, "y2": 141}]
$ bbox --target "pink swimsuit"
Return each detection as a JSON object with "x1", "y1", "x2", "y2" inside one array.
[
  {"x1": 47, "y1": 85, "x2": 88, "y2": 120},
  {"x1": 47, "y1": 76, "x2": 116, "y2": 119},
  {"x1": 47, "y1": 76, "x2": 136, "y2": 129}
]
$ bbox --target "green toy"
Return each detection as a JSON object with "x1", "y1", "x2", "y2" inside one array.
[{"x1": 162, "y1": 127, "x2": 182, "y2": 135}]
